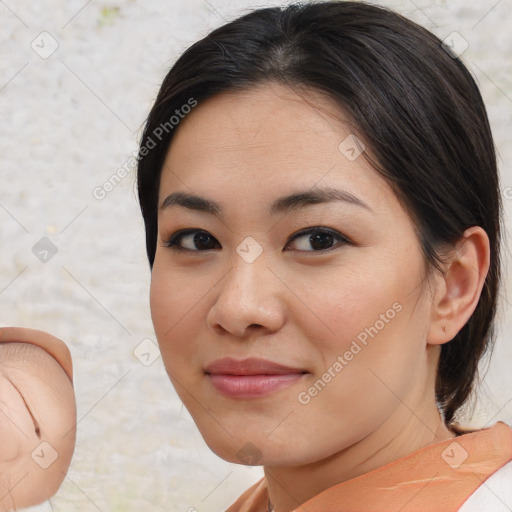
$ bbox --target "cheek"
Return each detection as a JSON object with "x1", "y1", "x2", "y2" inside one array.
[
  {"x1": 296, "y1": 262, "x2": 403, "y2": 349},
  {"x1": 300, "y1": 253, "x2": 427, "y2": 389},
  {"x1": 150, "y1": 262, "x2": 195, "y2": 334},
  {"x1": 316, "y1": 289, "x2": 428, "y2": 412},
  {"x1": 149, "y1": 263, "x2": 210, "y2": 368}
]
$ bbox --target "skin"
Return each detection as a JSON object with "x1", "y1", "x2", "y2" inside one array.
[
  {"x1": 0, "y1": 328, "x2": 76, "y2": 511},
  {"x1": 150, "y1": 82, "x2": 490, "y2": 511}
]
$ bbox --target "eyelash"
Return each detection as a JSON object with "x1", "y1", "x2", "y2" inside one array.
[{"x1": 162, "y1": 226, "x2": 351, "y2": 254}]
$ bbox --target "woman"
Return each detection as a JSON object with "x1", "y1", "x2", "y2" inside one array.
[
  {"x1": 0, "y1": 327, "x2": 76, "y2": 511},
  {"x1": 136, "y1": 1, "x2": 512, "y2": 510}
]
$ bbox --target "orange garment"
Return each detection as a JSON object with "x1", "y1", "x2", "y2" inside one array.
[
  {"x1": 226, "y1": 421, "x2": 512, "y2": 512},
  {"x1": 0, "y1": 326, "x2": 73, "y2": 382}
]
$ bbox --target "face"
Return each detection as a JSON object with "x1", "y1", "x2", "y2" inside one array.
[{"x1": 150, "y1": 82, "x2": 438, "y2": 466}]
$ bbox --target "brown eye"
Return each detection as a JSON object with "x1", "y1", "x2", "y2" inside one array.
[
  {"x1": 286, "y1": 227, "x2": 350, "y2": 252},
  {"x1": 163, "y1": 226, "x2": 350, "y2": 254},
  {"x1": 164, "y1": 229, "x2": 221, "y2": 252}
]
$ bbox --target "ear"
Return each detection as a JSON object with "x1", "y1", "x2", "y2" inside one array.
[{"x1": 427, "y1": 226, "x2": 490, "y2": 346}]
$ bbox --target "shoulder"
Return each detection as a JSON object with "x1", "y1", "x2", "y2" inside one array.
[{"x1": 458, "y1": 459, "x2": 512, "y2": 511}]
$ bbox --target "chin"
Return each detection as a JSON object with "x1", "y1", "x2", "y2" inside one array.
[{"x1": 199, "y1": 427, "x2": 304, "y2": 467}]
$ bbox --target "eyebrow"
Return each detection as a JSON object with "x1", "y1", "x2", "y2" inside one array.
[{"x1": 160, "y1": 187, "x2": 374, "y2": 218}]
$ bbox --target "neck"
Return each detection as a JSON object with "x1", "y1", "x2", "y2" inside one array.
[{"x1": 264, "y1": 398, "x2": 456, "y2": 512}]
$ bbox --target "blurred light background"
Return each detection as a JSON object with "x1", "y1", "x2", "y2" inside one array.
[{"x1": 1, "y1": 0, "x2": 511, "y2": 510}]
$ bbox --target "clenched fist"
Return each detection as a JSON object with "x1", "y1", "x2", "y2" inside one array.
[{"x1": 0, "y1": 327, "x2": 76, "y2": 511}]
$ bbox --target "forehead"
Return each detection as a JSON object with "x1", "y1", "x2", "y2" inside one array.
[
  {"x1": 166, "y1": 82, "x2": 348, "y2": 160},
  {"x1": 160, "y1": 82, "x2": 388, "y2": 205}
]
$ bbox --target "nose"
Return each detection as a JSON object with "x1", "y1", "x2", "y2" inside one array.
[
  {"x1": 206, "y1": 249, "x2": 286, "y2": 338},
  {"x1": 0, "y1": 327, "x2": 73, "y2": 383}
]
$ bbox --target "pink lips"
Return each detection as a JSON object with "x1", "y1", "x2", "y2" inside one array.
[{"x1": 204, "y1": 357, "x2": 307, "y2": 398}]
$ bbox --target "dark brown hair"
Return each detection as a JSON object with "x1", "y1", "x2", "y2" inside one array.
[{"x1": 136, "y1": 1, "x2": 502, "y2": 426}]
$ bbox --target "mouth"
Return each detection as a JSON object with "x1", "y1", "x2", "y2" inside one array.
[{"x1": 204, "y1": 357, "x2": 308, "y2": 398}]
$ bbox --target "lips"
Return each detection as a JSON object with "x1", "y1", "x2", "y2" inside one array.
[
  {"x1": 204, "y1": 357, "x2": 306, "y2": 376},
  {"x1": 204, "y1": 357, "x2": 307, "y2": 398}
]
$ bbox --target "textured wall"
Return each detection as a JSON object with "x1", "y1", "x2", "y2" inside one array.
[{"x1": 1, "y1": 0, "x2": 511, "y2": 510}]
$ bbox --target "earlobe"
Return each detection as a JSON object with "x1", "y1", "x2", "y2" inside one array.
[{"x1": 427, "y1": 226, "x2": 490, "y2": 346}]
